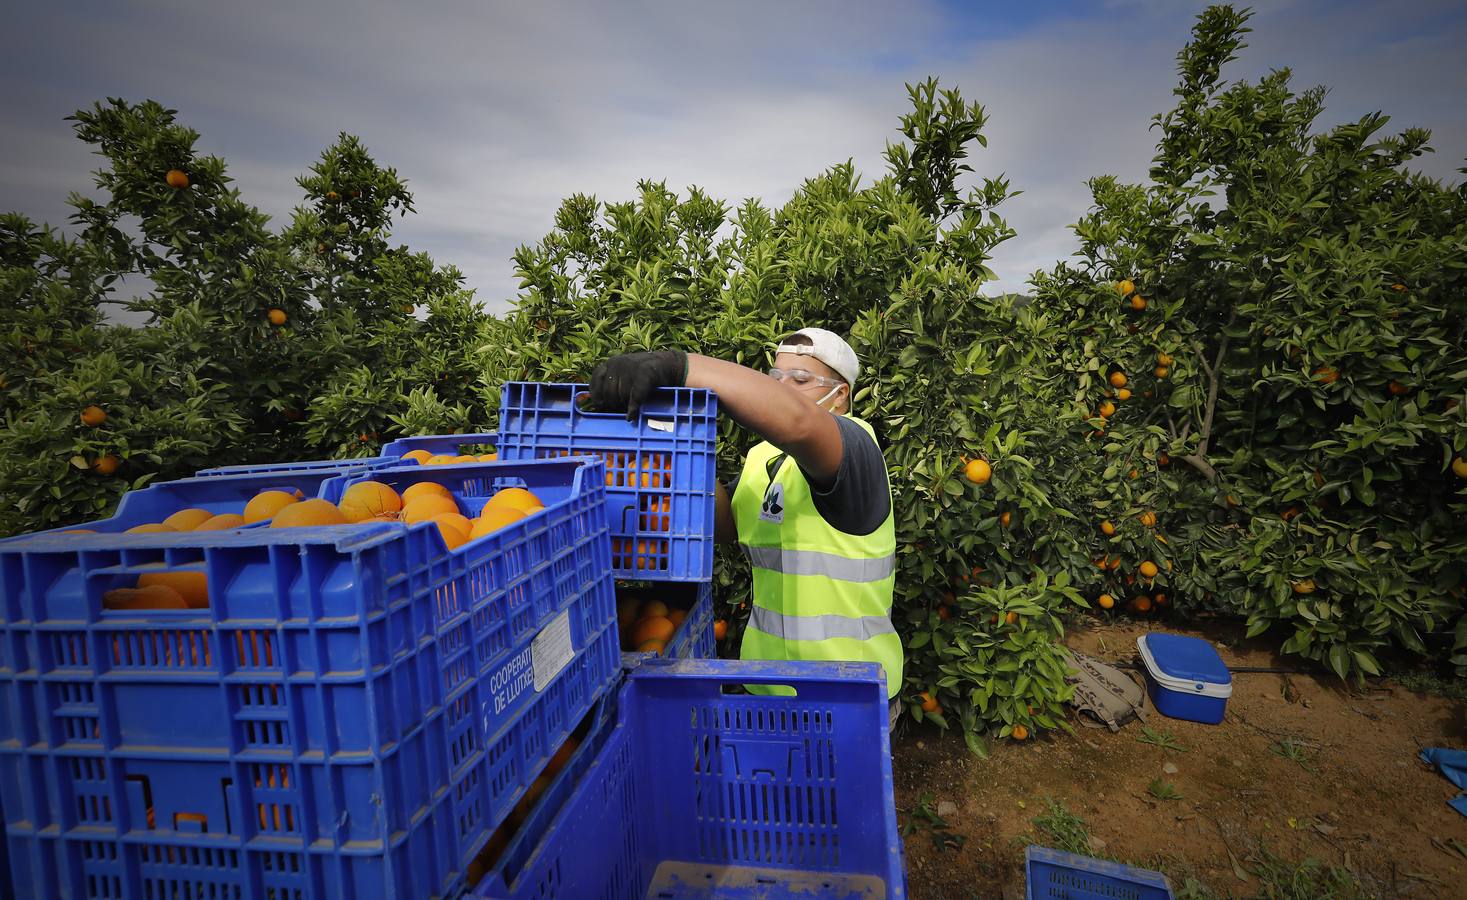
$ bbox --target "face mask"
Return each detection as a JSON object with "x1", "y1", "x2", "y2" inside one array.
[{"x1": 815, "y1": 384, "x2": 843, "y2": 410}]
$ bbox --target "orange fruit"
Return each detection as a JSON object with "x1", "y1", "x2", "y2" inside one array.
[
  {"x1": 1453, "y1": 457, "x2": 1467, "y2": 479},
  {"x1": 270, "y1": 499, "x2": 348, "y2": 528},
  {"x1": 1131, "y1": 595, "x2": 1153, "y2": 613},
  {"x1": 1154, "y1": 592, "x2": 1170, "y2": 607},
  {"x1": 195, "y1": 513, "x2": 246, "y2": 531},
  {"x1": 1138, "y1": 561, "x2": 1159, "y2": 579},
  {"x1": 400, "y1": 449, "x2": 433, "y2": 465},
  {"x1": 401, "y1": 481, "x2": 451, "y2": 504},
  {"x1": 1012, "y1": 725, "x2": 1029, "y2": 740},
  {"x1": 508, "y1": 774, "x2": 552, "y2": 830},
  {"x1": 401, "y1": 493, "x2": 459, "y2": 524},
  {"x1": 243, "y1": 490, "x2": 302, "y2": 523},
  {"x1": 267, "y1": 308, "x2": 287, "y2": 326},
  {"x1": 1109, "y1": 371, "x2": 1127, "y2": 389},
  {"x1": 1130, "y1": 295, "x2": 1147, "y2": 311},
  {"x1": 1098, "y1": 401, "x2": 1116, "y2": 418},
  {"x1": 80, "y1": 405, "x2": 107, "y2": 427},
  {"x1": 631, "y1": 616, "x2": 676, "y2": 646},
  {"x1": 1116, "y1": 279, "x2": 1135, "y2": 296},
  {"x1": 430, "y1": 517, "x2": 469, "y2": 551},
  {"x1": 1128, "y1": 468, "x2": 1139, "y2": 480},
  {"x1": 617, "y1": 595, "x2": 641, "y2": 630},
  {"x1": 937, "y1": 605, "x2": 951, "y2": 621},
  {"x1": 1138, "y1": 511, "x2": 1157, "y2": 528},
  {"x1": 1005, "y1": 611, "x2": 1019, "y2": 625},
  {"x1": 125, "y1": 523, "x2": 176, "y2": 534},
  {"x1": 451, "y1": 455, "x2": 477, "y2": 464},
  {"x1": 338, "y1": 481, "x2": 403, "y2": 523},
  {"x1": 1097, "y1": 593, "x2": 1115, "y2": 610},
  {"x1": 162, "y1": 508, "x2": 214, "y2": 531},
  {"x1": 547, "y1": 737, "x2": 580, "y2": 777},
  {"x1": 431, "y1": 512, "x2": 472, "y2": 537},
  {"x1": 1105, "y1": 556, "x2": 1122, "y2": 571},
  {"x1": 103, "y1": 584, "x2": 188, "y2": 610},
  {"x1": 1153, "y1": 366, "x2": 1169, "y2": 378},
  {"x1": 636, "y1": 638, "x2": 667, "y2": 654},
  {"x1": 477, "y1": 453, "x2": 498, "y2": 462},
  {"x1": 1100, "y1": 521, "x2": 1116, "y2": 536},
  {"x1": 713, "y1": 619, "x2": 728, "y2": 641},
  {"x1": 1391, "y1": 282, "x2": 1407, "y2": 292},
  {"x1": 668, "y1": 609, "x2": 687, "y2": 626},
  {"x1": 1291, "y1": 579, "x2": 1316, "y2": 595},
  {"x1": 91, "y1": 455, "x2": 121, "y2": 475},
  {"x1": 1312, "y1": 366, "x2": 1339, "y2": 385},
  {"x1": 470, "y1": 505, "x2": 526, "y2": 538},
  {"x1": 1157, "y1": 352, "x2": 1174, "y2": 366},
  {"x1": 964, "y1": 459, "x2": 992, "y2": 485},
  {"x1": 1158, "y1": 452, "x2": 1170, "y2": 466},
  {"x1": 1116, "y1": 388, "x2": 1132, "y2": 401},
  {"x1": 487, "y1": 487, "x2": 544, "y2": 514},
  {"x1": 137, "y1": 571, "x2": 209, "y2": 608},
  {"x1": 919, "y1": 691, "x2": 939, "y2": 713},
  {"x1": 59, "y1": 529, "x2": 98, "y2": 535},
  {"x1": 165, "y1": 169, "x2": 189, "y2": 189},
  {"x1": 424, "y1": 454, "x2": 457, "y2": 466},
  {"x1": 639, "y1": 599, "x2": 670, "y2": 619},
  {"x1": 999, "y1": 510, "x2": 1012, "y2": 528}
]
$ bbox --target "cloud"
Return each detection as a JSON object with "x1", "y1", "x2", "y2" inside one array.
[{"x1": 2, "y1": 1, "x2": 1463, "y2": 318}]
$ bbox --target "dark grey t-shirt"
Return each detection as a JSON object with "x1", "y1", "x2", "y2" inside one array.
[{"x1": 733, "y1": 415, "x2": 891, "y2": 536}]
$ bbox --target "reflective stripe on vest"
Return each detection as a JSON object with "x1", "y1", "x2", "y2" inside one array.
[
  {"x1": 739, "y1": 544, "x2": 896, "y2": 582},
  {"x1": 749, "y1": 606, "x2": 898, "y2": 642}
]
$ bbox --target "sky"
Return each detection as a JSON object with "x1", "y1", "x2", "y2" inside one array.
[{"x1": 3, "y1": 1, "x2": 1465, "y2": 316}]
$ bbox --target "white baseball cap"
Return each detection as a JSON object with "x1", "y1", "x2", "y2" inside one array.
[{"x1": 777, "y1": 327, "x2": 860, "y2": 386}]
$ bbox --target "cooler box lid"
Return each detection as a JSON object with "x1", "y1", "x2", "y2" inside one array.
[{"x1": 1137, "y1": 634, "x2": 1233, "y2": 699}]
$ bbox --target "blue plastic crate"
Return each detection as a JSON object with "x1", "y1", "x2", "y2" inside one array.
[
  {"x1": 497, "y1": 383, "x2": 717, "y2": 581},
  {"x1": 193, "y1": 456, "x2": 395, "y2": 477},
  {"x1": 9, "y1": 467, "x2": 362, "y2": 538},
  {"x1": 1025, "y1": 846, "x2": 1173, "y2": 899},
  {"x1": 617, "y1": 580, "x2": 714, "y2": 664},
  {"x1": 475, "y1": 658, "x2": 906, "y2": 900},
  {"x1": 0, "y1": 458, "x2": 618, "y2": 900},
  {"x1": 379, "y1": 431, "x2": 499, "y2": 461}
]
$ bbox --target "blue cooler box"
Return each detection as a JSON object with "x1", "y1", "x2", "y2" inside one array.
[{"x1": 1137, "y1": 634, "x2": 1232, "y2": 724}]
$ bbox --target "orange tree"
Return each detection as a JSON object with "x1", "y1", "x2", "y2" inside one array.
[
  {"x1": 1029, "y1": 5, "x2": 1467, "y2": 678},
  {"x1": 500, "y1": 80, "x2": 1093, "y2": 752},
  {"x1": 0, "y1": 100, "x2": 495, "y2": 534}
]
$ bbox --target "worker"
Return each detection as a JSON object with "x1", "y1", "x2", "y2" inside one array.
[{"x1": 589, "y1": 328, "x2": 902, "y2": 726}]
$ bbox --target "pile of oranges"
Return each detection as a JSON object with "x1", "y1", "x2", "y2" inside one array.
[
  {"x1": 89, "y1": 476, "x2": 544, "y2": 611},
  {"x1": 617, "y1": 594, "x2": 686, "y2": 655},
  {"x1": 612, "y1": 591, "x2": 729, "y2": 655},
  {"x1": 400, "y1": 448, "x2": 497, "y2": 466}
]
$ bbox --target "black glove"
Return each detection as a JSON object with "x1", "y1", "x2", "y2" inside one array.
[{"x1": 588, "y1": 351, "x2": 687, "y2": 421}]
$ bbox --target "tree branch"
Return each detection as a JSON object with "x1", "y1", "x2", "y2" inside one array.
[
  {"x1": 1189, "y1": 309, "x2": 1237, "y2": 479},
  {"x1": 1181, "y1": 452, "x2": 1218, "y2": 481}
]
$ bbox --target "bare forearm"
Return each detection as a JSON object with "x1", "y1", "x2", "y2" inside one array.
[{"x1": 684, "y1": 354, "x2": 841, "y2": 479}]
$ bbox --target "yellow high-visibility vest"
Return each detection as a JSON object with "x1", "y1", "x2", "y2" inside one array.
[{"x1": 732, "y1": 415, "x2": 901, "y2": 699}]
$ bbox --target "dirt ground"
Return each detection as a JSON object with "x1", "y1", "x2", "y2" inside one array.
[{"x1": 891, "y1": 619, "x2": 1467, "y2": 899}]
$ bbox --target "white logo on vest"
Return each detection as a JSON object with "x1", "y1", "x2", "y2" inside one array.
[{"x1": 759, "y1": 482, "x2": 785, "y2": 524}]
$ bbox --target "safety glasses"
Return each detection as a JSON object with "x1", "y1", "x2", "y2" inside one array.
[{"x1": 768, "y1": 367, "x2": 843, "y2": 389}]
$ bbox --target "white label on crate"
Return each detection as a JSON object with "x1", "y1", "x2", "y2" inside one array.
[
  {"x1": 531, "y1": 610, "x2": 575, "y2": 692},
  {"x1": 646, "y1": 419, "x2": 674, "y2": 433}
]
